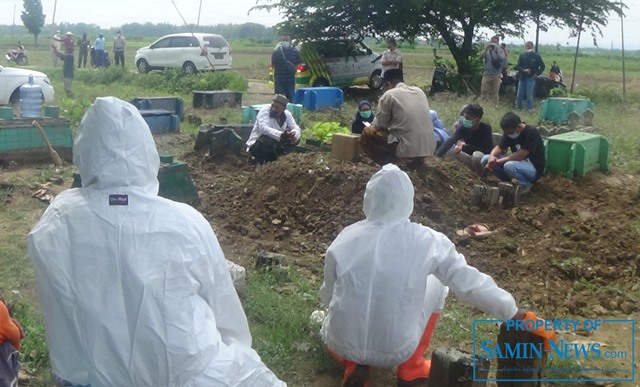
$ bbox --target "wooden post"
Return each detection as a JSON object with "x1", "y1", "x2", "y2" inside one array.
[
  {"x1": 428, "y1": 347, "x2": 488, "y2": 387},
  {"x1": 496, "y1": 323, "x2": 548, "y2": 387}
]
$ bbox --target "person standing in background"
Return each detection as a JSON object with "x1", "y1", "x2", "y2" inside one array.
[
  {"x1": 480, "y1": 35, "x2": 506, "y2": 104},
  {"x1": 50, "y1": 30, "x2": 61, "y2": 66},
  {"x1": 94, "y1": 33, "x2": 106, "y2": 68},
  {"x1": 77, "y1": 32, "x2": 90, "y2": 68},
  {"x1": 113, "y1": 30, "x2": 126, "y2": 67},
  {"x1": 515, "y1": 41, "x2": 545, "y2": 113},
  {"x1": 271, "y1": 33, "x2": 301, "y2": 101},
  {"x1": 381, "y1": 37, "x2": 402, "y2": 76}
]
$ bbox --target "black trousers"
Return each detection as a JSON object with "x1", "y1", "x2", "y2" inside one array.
[
  {"x1": 114, "y1": 51, "x2": 125, "y2": 66},
  {"x1": 249, "y1": 135, "x2": 296, "y2": 164}
]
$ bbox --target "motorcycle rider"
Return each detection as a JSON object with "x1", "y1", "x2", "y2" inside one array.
[{"x1": 5, "y1": 42, "x2": 27, "y2": 65}]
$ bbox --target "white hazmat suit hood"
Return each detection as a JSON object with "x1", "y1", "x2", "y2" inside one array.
[
  {"x1": 73, "y1": 97, "x2": 160, "y2": 193},
  {"x1": 320, "y1": 164, "x2": 516, "y2": 367},
  {"x1": 28, "y1": 97, "x2": 285, "y2": 387}
]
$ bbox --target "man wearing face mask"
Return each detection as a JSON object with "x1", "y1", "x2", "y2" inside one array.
[
  {"x1": 481, "y1": 111, "x2": 545, "y2": 195},
  {"x1": 271, "y1": 34, "x2": 301, "y2": 101},
  {"x1": 435, "y1": 104, "x2": 493, "y2": 175},
  {"x1": 246, "y1": 94, "x2": 301, "y2": 165},
  {"x1": 516, "y1": 41, "x2": 545, "y2": 112}
]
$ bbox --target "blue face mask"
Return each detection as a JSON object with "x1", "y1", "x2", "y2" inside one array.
[
  {"x1": 461, "y1": 117, "x2": 474, "y2": 128},
  {"x1": 360, "y1": 110, "x2": 372, "y2": 119},
  {"x1": 508, "y1": 133, "x2": 520, "y2": 139},
  {"x1": 281, "y1": 41, "x2": 290, "y2": 48}
]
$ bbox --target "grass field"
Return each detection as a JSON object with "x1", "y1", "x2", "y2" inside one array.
[{"x1": 1, "y1": 33, "x2": 639, "y2": 386}]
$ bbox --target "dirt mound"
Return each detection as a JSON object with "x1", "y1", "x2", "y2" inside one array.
[{"x1": 186, "y1": 151, "x2": 640, "y2": 316}]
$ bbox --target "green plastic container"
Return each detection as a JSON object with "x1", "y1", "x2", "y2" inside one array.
[
  {"x1": 544, "y1": 131, "x2": 610, "y2": 177},
  {"x1": 539, "y1": 98, "x2": 595, "y2": 124},
  {"x1": 241, "y1": 103, "x2": 303, "y2": 124},
  {"x1": 72, "y1": 155, "x2": 201, "y2": 207},
  {"x1": 43, "y1": 105, "x2": 60, "y2": 118},
  {"x1": 0, "y1": 106, "x2": 14, "y2": 120}
]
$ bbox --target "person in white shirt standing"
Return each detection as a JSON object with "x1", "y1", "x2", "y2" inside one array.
[
  {"x1": 113, "y1": 29, "x2": 126, "y2": 67},
  {"x1": 246, "y1": 94, "x2": 301, "y2": 165},
  {"x1": 380, "y1": 37, "x2": 402, "y2": 76},
  {"x1": 50, "y1": 30, "x2": 61, "y2": 66}
]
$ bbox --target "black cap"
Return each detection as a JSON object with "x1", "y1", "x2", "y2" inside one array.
[{"x1": 383, "y1": 69, "x2": 404, "y2": 84}]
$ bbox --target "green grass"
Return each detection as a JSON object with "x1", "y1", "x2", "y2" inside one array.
[
  {"x1": 243, "y1": 266, "x2": 336, "y2": 383},
  {"x1": 2, "y1": 33, "x2": 640, "y2": 386}
]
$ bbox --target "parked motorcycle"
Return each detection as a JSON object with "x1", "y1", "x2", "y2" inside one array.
[
  {"x1": 90, "y1": 46, "x2": 111, "y2": 68},
  {"x1": 429, "y1": 57, "x2": 449, "y2": 95},
  {"x1": 501, "y1": 62, "x2": 566, "y2": 99},
  {"x1": 5, "y1": 44, "x2": 28, "y2": 65}
]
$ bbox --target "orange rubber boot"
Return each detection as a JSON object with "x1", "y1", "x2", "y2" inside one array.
[
  {"x1": 396, "y1": 313, "x2": 439, "y2": 383},
  {"x1": 325, "y1": 346, "x2": 370, "y2": 387},
  {"x1": 0, "y1": 301, "x2": 22, "y2": 350}
]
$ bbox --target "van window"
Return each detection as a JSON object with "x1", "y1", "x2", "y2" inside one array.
[
  {"x1": 204, "y1": 36, "x2": 228, "y2": 49},
  {"x1": 169, "y1": 37, "x2": 193, "y2": 48},
  {"x1": 152, "y1": 38, "x2": 172, "y2": 49}
]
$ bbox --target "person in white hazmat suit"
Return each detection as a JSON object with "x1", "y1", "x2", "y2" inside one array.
[
  {"x1": 319, "y1": 164, "x2": 553, "y2": 387},
  {"x1": 27, "y1": 97, "x2": 286, "y2": 387}
]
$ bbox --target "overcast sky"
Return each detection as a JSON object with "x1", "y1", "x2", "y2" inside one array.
[{"x1": 3, "y1": 0, "x2": 640, "y2": 49}]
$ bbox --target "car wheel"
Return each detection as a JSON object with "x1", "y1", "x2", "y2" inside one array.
[
  {"x1": 137, "y1": 59, "x2": 150, "y2": 73},
  {"x1": 368, "y1": 70, "x2": 383, "y2": 90},
  {"x1": 183, "y1": 62, "x2": 197, "y2": 75},
  {"x1": 312, "y1": 77, "x2": 330, "y2": 87}
]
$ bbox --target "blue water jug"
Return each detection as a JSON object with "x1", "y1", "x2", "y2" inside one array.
[{"x1": 20, "y1": 74, "x2": 42, "y2": 118}]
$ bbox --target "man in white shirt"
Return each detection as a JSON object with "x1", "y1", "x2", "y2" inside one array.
[{"x1": 246, "y1": 94, "x2": 302, "y2": 164}]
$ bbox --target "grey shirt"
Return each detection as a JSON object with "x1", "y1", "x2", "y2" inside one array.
[
  {"x1": 483, "y1": 47, "x2": 506, "y2": 76},
  {"x1": 372, "y1": 83, "x2": 436, "y2": 158}
]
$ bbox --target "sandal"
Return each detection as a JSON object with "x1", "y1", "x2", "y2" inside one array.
[{"x1": 456, "y1": 223, "x2": 493, "y2": 238}]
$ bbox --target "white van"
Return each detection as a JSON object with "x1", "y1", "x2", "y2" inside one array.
[{"x1": 135, "y1": 33, "x2": 232, "y2": 74}]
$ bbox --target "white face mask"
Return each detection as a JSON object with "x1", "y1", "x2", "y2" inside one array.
[
  {"x1": 508, "y1": 133, "x2": 520, "y2": 139},
  {"x1": 281, "y1": 41, "x2": 290, "y2": 48}
]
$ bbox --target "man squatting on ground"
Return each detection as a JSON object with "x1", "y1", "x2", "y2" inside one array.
[
  {"x1": 246, "y1": 94, "x2": 302, "y2": 165},
  {"x1": 320, "y1": 164, "x2": 555, "y2": 386},
  {"x1": 358, "y1": 69, "x2": 436, "y2": 169},
  {"x1": 28, "y1": 97, "x2": 286, "y2": 387},
  {"x1": 435, "y1": 103, "x2": 494, "y2": 175},
  {"x1": 481, "y1": 111, "x2": 546, "y2": 194}
]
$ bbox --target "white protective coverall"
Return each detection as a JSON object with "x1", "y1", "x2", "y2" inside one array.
[
  {"x1": 319, "y1": 164, "x2": 517, "y2": 367},
  {"x1": 27, "y1": 97, "x2": 285, "y2": 387}
]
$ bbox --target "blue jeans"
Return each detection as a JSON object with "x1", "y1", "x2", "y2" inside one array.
[
  {"x1": 516, "y1": 76, "x2": 535, "y2": 111},
  {"x1": 481, "y1": 154, "x2": 538, "y2": 186},
  {"x1": 274, "y1": 78, "x2": 295, "y2": 102}
]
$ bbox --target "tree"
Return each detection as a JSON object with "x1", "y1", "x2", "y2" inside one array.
[
  {"x1": 21, "y1": 0, "x2": 46, "y2": 46},
  {"x1": 253, "y1": 0, "x2": 624, "y2": 78}
]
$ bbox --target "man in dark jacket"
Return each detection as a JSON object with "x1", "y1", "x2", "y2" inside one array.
[
  {"x1": 516, "y1": 41, "x2": 545, "y2": 112},
  {"x1": 271, "y1": 34, "x2": 301, "y2": 101},
  {"x1": 435, "y1": 104, "x2": 493, "y2": 175},
  {"x1": 77, "y1": 33, "x2": 90, "y2": 68}
]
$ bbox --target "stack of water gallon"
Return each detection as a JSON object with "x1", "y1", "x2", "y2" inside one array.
[{"x1": 20, "y1": 74, "x2": 42, "y2": 118}]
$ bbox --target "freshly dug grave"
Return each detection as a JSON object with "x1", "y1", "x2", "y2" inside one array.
[{"x1": 185, "y1": 151, "x2": 640, "y2": 317}]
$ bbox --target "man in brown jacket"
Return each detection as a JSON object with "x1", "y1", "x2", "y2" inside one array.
[{"x1": 359, "y1": 69, "x2": 435, "y2": 168}]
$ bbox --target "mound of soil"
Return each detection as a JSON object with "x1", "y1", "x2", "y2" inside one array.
[{"x1": 186, "y1": 150, "x2": 640, "y2": 317}]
